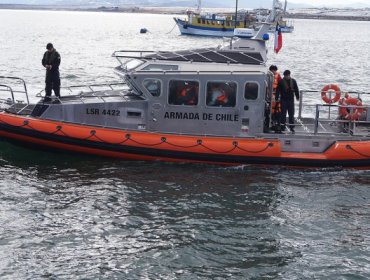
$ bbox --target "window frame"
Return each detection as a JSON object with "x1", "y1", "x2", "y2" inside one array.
[
  {"x1": 167, "y1": 79, "x2": 200, "y2": 107},
  {"x1": 142, "y1": 78, "x2": 162, "y2": 97},
  {"x1": 244, "y1": 81, "x2": 260, "y2": 101}
]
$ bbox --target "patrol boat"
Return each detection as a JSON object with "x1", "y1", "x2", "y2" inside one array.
[{"x1": 0, "y1": 20, "x2": 370, "y2": 168}]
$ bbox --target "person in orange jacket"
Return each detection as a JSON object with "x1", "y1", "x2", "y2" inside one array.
[{"x1": 269, "y1": 65, "x2": 282, "y2": 132}]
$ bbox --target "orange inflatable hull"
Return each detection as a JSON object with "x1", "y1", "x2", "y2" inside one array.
[{"x1": 0, "y1": 113, "x2": 369, "y2": 168}]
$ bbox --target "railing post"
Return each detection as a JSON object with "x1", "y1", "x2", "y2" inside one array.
[
  {"x1": 353, "y1": 120, "x2": 356, "y2": 135},
  {"x1": 298, "y1": 90, "x2": 303, "y2": 119},
  {"x1": 20, "y1": 78, "x2": 29, "y2": 104},
  {"x1": 314, "y1": 104, "x2": 319, "y2": 134},
  {"x1": 9, "y1": 88, "x2": 15, "y2": 105}
]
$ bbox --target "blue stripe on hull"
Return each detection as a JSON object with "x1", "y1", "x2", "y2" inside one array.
[
  {"x1": 184, "y1": 24, "x2": 233, "y2": 32},
  {"x1": 180, "y1": 31, "x2": 234, "y2": 37},
  {"x1": 175, "y1": 18, "x2": 235, "y2": 37}
]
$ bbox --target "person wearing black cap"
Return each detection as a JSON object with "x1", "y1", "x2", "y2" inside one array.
[
  {"x1": 42, "y1": 43, "x2": 61, "y2": 102},
  {"x1": 276, "y1": 70, "x2": 300, "y2": 133}
]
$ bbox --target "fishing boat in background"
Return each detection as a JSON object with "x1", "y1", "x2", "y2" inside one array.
[
  {"x1": 174, "y1": 0, "x2": 257, "y2": 37},
  {"x1": 0, "y1": 0, "x2": 369, "y2": 168},
  {"x1": 174, "y1": 0, "x2": 293, "y2": 37}
]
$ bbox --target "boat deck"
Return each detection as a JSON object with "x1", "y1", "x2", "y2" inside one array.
[{"x1": 267, "y1": 117, "x2": 370, "y2": 137}]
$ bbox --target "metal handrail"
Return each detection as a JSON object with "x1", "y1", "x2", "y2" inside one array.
[
  {"x1": 36, "y1": 82, "x2": 127, "y2": 97},
  {"x1": 112, "y1": 48, "x2": 265, "y2": 65},
  {"x1": 290, "y1": 89, "x2": 370, "y2": 136},
  {"x1": 0, "y1": 85, "x2": 15, "y2": 105},
  {"x1": 0, "y1": 83, "x2": 30, "y2": 115},
  {"x1": 0, "y1": 76, "x2": 29, "y2": 104},
  {"x1": 298, "y1": 89, "x2": 370, "y2": 119},
  {"x1": 305, "y1": 102, "x2": 369, "y2": 136},
  {"x1": 114, "y1": 66, "x2": 268, "y2": 75},
  {"x1": 34, "y1": 81, "x2": 134, "y2": 106}
]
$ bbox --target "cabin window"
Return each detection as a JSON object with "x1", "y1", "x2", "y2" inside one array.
[
  {"x1": 169, "y1": 80, "x2": 199, "y2": 106},
  {"x1": 142, "y1": 64, "x2": 178, "y2": 71},
  {"x1": 206, "y1": 81, "x2": 237, "y2": 107},
  {"x1": 143, "y1": 79, "x2": 161, "y2": 97},
  {"x1": 202, "y1": 19, "x2": 206, "y2": 24},
  {"x1": 244, "y1": 82, "x2": 259, "y2": 100},
  {"x1": 197, "y1": 18, "x2": 201, "y2": 24},
  {"x1": 125, "y1": 59, "x2": 144, "y2": 71}
]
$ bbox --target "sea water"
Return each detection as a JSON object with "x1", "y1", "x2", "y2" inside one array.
[{"x1": 0, "y1": 10, "x2": 370, "y2": 279}]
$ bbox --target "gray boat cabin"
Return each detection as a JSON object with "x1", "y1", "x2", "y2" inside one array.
[{"x1": 111, "y1": 46, "x2": 272, "y2": 137}]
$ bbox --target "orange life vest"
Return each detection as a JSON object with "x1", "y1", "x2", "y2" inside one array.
[
  {"x1": 178, "y1": 86, "x2": 197, "y2": 105},
  {"x1": 216, "y1": 89, "x2": 228, "y2": 104},
  {"x1": 272, "y1": 73, "x2": 282, "y2": 114},
  {"x1": 273, "y1": 73, "x2": 281, "y2": 91}
]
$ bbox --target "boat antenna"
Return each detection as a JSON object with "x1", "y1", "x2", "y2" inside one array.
[
  {"x1": 284, "y1": 0, "x2": 288, "y2": 13},
  {"x1": 234, "y1": 0, "x2": 239, "y2": 29},
  {"x1": 196, "y1": 0, "x2": 201, "y2": 14}
]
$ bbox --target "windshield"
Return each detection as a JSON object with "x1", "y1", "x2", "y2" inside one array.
[{"x1": 124, "y1": 59, "x2": 144, "y2": 71}]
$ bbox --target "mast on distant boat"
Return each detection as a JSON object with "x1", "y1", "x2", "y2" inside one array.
[
  {"x1": 234, "y1": 0, "x2": 239, "y2": 28},
  {"x1": 253, "y1": 0, "x2": 286, "y2": 39},
  {"x1": 196, "y1": 0, "x2": 202, "y2": 14},
  {"x1": 284, "y1": 0, "x2": 288, "y2": 13}
]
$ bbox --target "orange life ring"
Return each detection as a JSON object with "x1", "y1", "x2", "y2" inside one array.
[
  {"x1": 321, "y1": 84, "x2": 341, "y2": 104},
  {"x1": 339, "y1": 97, "x2": 364, "y2": 121}
]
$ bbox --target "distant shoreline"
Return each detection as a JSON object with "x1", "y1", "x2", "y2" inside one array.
[
  {"x1": 285, "y1": 13, "x2": 370, "y2": 21},
  {"x1": 1, "y1": 4, "x2": 370, "y2": 22}
]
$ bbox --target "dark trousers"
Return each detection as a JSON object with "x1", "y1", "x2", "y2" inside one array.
[
  {"x1": 280, "y1": 99, "x2": 295, "y2": 129},
  {"x1": 45, "y1": 71, "x2": 61, "y2": 98}
]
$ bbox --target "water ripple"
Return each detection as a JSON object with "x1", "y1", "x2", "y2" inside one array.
[{"x1": 0, "y1": 11, "x2": 370, "y2": 279}]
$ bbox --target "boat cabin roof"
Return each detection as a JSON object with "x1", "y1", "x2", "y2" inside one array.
[
  {"x1": 113, "y1": 48, "x2": 264, "y2": 66},
  {"x1": 118, "y1": 60, "x2": 267, "y2": 74}
]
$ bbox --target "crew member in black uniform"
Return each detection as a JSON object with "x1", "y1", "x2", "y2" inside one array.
[
  {"x1": 42, "y1": 43, "x2": 61, "y2": 102},
  {"x1": 276, "y1": 70, "x2": 300, "y2": 133}
]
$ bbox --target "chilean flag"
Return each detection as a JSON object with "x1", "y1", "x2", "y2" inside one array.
[{"x1": 274, "y1": 23, "x2": 283, "y2": 54}]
